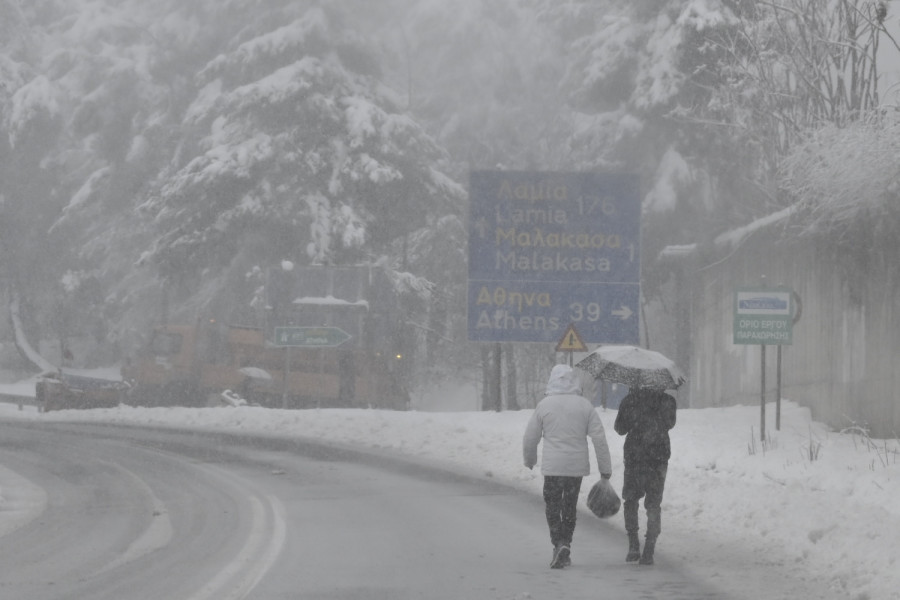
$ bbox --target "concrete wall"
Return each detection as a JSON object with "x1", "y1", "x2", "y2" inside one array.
[{"x1": 682, "y1": 230, "x2": 900, "y2": 438}]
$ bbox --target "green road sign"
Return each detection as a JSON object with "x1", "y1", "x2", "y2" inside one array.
[
  {"x1": 273, "y1": 326, "x2": 352, "y2": 348},
  {"x1": 733, "y1": 288, "x2": 793, "y2": 345}
]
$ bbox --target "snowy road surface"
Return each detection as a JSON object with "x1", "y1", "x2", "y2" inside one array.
[
  {"x1": 0, "y1": 421, "x2": 722, "y2": 599},
  {"x1": 0, "y1": 422, "x2": 286, "y2": 599}
]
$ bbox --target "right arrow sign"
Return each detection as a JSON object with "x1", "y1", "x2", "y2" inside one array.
[{"x1": 612, "y1": 305, "x2": 633, "y2": 320}]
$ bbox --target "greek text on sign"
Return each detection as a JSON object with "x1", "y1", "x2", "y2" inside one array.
[
  {"x1": 467, "y1": 171, "x2": 641, "y2": 345},
  {"x1": 733, "y1": 288, "x2": 793, "y2": 345}
]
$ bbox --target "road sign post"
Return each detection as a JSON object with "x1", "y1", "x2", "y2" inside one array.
[
  {"x1": 467, "y1": 171, "x2": 641, "y2": 345},
  {"x1": 734, "y1": 285, "x2": 796, "y2": 440},
  {"x1": 775, "y1": 290, "x2": 802, "y2": 430}
]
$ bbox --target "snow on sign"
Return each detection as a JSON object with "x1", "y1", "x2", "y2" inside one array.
[
  {"x1": 733, "y1": 288, "x2": 793, "y2": 345},
  {"x1": 467, "y1": 171, "x2": 641, "y2": 344}
]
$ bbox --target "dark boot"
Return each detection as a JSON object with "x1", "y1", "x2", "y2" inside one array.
[
  {"x1": 639, "y1": 537, "x2": 656, "y2": 565},
  {"x1": 550, "y1": 544, "x2": 570, "y2": 569},
  {"x1": 559, "y1": 545, "x2": 571, "y2": 567},
  {"x1": 626, "y1": 532, "x2": 641, "y2": 562}
]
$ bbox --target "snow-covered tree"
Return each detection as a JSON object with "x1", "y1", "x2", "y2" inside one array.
[
  {"x1": 3, "y1": 0, "x2": 895, "y2": 392},
  {"x1": 128, "y1": 3, "x2": 463, "y2": 323},
  {"x1": 679, "y1": 0, "x2": 894, "y2": 211},
  {"x1": 779, "y1": 113, "x2": 900, "y2": 293},
  {"x1": 1, "y1": 1, "x2": 469, "y2": 348},
  {"x1": 531, "y1": 0, "x2": 897, "y2": 298}
]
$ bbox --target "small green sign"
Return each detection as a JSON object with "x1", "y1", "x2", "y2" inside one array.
[
  {"x1": 733, "y1": 288, "x2": 793, "y2": 345},
  {"x1": 273, "y1": 326, "x2": 352, "y2": 347}
]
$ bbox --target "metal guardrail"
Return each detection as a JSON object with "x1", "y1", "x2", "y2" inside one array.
[{"x1": 0, "y1": 393, "x2": 37, "y2": 407}]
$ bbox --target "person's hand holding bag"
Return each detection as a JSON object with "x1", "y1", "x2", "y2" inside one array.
[{"x1": 587, "y1": 477, "x2": 621, "y2": 518}]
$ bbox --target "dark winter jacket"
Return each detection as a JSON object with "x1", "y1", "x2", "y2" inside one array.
[{"x1": 614, "y1": 388, "x2": 677, "y2": 465}]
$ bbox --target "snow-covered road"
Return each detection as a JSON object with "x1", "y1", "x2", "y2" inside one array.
[
  {"x1": 1, "y1": 388, "x2": 895, "y2": 599},
  {"x1": 0, "y1": 422, "x2": 284, "y2": 600},
  {"x1": 0, "y1": 421, "x2": 725, "y2": 599}
]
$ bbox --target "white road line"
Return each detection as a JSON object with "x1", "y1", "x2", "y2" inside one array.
[
  {"x1": 93, "y1": 461, "x2": 174, "y2": 575},
  {"x1": 186, "y1": 466, "x2": 287, "y2": 600}
]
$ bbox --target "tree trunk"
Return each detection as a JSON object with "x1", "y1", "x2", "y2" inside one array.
[
  {"x1": 491, "y1": 343, "x2": 502, "y2": 411},
  {"x1": 505, "y1": 343, "x2": 519, "y2": 410},
  {"x1": 480, "y1": 345, "x2": 492, "y2": 411}
]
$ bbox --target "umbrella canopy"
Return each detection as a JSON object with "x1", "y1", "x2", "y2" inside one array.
[{"x1": 575, "y1": 345, "x2": 686, "y2": 390}]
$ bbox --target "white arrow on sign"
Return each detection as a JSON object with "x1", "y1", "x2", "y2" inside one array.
[{"x1": 612, "y1": 305, "x2": 633, "y2": 320}]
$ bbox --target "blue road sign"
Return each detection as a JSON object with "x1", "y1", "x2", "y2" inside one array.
[{"x1": 467, "y1": 171, "x2": 641, "y2": 344}]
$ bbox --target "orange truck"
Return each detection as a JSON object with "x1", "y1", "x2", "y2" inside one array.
[
  {"x1": 122, "y1": 266, "x2": 410, "y2": 410},
  {"x1": 120, "y1": 321, "x2": 408, "y2": 409}
]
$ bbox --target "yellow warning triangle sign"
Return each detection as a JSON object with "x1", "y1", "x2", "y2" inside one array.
[{"x1": 555, "y1": 323, "x2": 588, "y2": 352}]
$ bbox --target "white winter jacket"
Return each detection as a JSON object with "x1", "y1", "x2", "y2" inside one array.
[{"x1": 523, "y1": 365, "x2": 613, "y2": 477}]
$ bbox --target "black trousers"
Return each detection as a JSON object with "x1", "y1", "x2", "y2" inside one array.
[
  {"x1": 622, "y1": 461, "x2": 668, "y2": 539},
  {"x1": 542, "y1": 475, "x2": 583, "y2": 548}
]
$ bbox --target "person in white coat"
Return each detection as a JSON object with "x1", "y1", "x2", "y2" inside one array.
[{"x1": 523, "y1": 364, "x2": 613, "y2": 569}]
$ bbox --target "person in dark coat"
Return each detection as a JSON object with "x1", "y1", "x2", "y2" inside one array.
[{"x1": 614, "y1": 385, "x2": 677, "y2": 565}]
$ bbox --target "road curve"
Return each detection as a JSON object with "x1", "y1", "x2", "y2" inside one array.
[
  {"x1": 0, "y1": 421, "x2": 721, "y2": 600},
  {"x1": 0, "y1": 422, "x2": 285, "y2": 600}
]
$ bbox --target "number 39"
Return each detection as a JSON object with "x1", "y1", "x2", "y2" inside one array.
[{"x1": 570, "y1": 302, "x2": 602, "y2": 322}]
